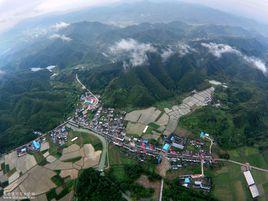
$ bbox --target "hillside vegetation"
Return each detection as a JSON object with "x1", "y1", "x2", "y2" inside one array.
[{"x1": 0, "y1": 71, "x2": 79, "y2": 153}]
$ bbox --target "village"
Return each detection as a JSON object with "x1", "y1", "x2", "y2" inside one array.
[{"x1": 0, "y1": 78, "x2": 260, "y2": 200}]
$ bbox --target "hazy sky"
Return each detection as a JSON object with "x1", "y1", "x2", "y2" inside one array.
[{"x1": 0, "y1": 0, "x2": 268, "y2": 33}]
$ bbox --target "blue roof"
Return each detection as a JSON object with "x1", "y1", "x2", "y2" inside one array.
[
  {"x1": 200, "y1": 131, "x2": 205, "y2": 138},
  {"x1": 184, "y1": 178, "x2": 190, "y2": 183},
  {"x1": 167, "y1": 133, "x2": 174, "y2": 141},
  {"x1": 32, "y1": 140, "x2": 40, "y2": 149},
  {"x1": 162, "y1": 143, "x2": 170, "y2": 151}
]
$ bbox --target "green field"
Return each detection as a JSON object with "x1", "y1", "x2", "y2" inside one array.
[
  {"x1": 212, "y1": 147, "x2": 268, "y2": 201},
  {"x1": 108, "y1": 145, "x2": 136, "y2": 166},
  {"x1": 108, "y1": 144, "x2": 137, "y2": 181},
  {"x1": 228, "y1": 147, "x2": 268, "y2": 169},
  {"x1": 66, "y1": 131, "x2": 102, "y2": 150}
]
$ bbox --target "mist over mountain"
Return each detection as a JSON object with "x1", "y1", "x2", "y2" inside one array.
[
  {"x1": 1, "y1": 0, "x2": 268, "y2": 55},
  {"x1": 0, "y1": 0, "x2": 268, "y2": 157}
]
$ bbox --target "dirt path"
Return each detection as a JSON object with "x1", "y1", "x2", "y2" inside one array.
[{"x1": 215, "y1": 158, "x2": 268, "y2": 173}]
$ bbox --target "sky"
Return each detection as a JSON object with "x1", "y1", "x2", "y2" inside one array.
[{"x1": 0, "y1": 0, "x2": 268, "y2": 33}]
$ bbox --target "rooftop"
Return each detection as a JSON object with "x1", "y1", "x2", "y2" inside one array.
[{"x1": 243, "y1": 171, "x2": 255, "y2": 186}]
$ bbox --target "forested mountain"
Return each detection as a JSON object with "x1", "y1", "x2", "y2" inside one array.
[
  {"x1": 0, "y1": 71, "x2": 79, "y2": 153},
  {"x1": 2, "y1": 21, "x2": 267, "y2": 71},
  {"x1": 0, "y1": 1, "x2": 268, "y2": 153},
  {"x1": 1, "y1": 0, "x2": 268, "y2": 54}
]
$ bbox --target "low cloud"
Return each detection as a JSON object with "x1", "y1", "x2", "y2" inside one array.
[
  {"x1": 110, "y1": 38, "x2": 156, "y2": 68},
  {"x1": 161, "y1": 42, "x2": 195, "y2": 61},
  {"x1": 176, "y1": 42, "x2": 195, "y2": 56},
  {"x1": 201, "y1": 42, "x2": 240, "y2": 58},
  {"x1": 161, "y1": 48, "x2": 174, "y2": 62},
  {"x1": 51, "y1": 22, "x2": 70, "y2": 31},
  {"x1": 30, "y1": 67, "x2": 42, "y2": 72},
  {"x1": 49, "y1": 34, "x2": 72, "y2": 42},
  {"x1": 201, "y1": 42, "x2": 267, "y2": 74},
  {"x1": 30, "y1": 65, "x2": 56, "y2": 72},
  {"x1": 243, "y1": 56, "x2": 267, "y2": 74}
]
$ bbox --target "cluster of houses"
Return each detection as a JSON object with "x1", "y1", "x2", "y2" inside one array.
[
  {"x1": 178, "y1": 175, "x2": 211, "y2": 192},
  {"x1": 16, "y1": 137, "x2": 45, "y2": 157},
  {"x1": 80, "y1": 93, "x2": 99, "y2": 111},
  {"x1": 73, "y1": 93, "x2": 100, "y2": 127},
  {"x1": 90, "y1": 107, "x2": 126, "y2": 142},
  {"x1": 162, "y1": 134, "x2": 186, "y2": 153},
  {"x1": 49, "y1": 126, "x2": 68, "y2": 146}
]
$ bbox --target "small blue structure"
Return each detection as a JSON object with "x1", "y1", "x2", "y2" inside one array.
[
  {"x1": 143, "y1": 139, "x2": 148, "y2": 144},
  {"x1": 184, "y1": 177, "x2": 191, "y2": 184},
  {"x1": 162, "y1": 143, "x2": 170, "y2": 152},
  {"x1": 61, "y1": 126, "x2": 66, "y2": 133},
  {"x1": 200, "y1": 131, "x2": 205, "y2": 138},
  {"x1": 167, "y1": 133, "x2": 175, "y2": 142},
  {"x1": 32, "y1": 140, "x2": 41, "y2": 150},
  {"x1": 157, "y1": 155, "x2": 162, "y2": 164}
]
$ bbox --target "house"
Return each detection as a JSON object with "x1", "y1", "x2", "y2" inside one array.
[
  {"x1": 243, "y1": 170, "x2": 259, "y2": 198},
  {"x1": 162, "y1": 143, "x2": 170, "y2": 152},
  {"x1": 32, "y1": 140, "x2": 41, "y2": 150},
  {"x1": 172, "y1": 142, "x2": 184, "y2": 150}
]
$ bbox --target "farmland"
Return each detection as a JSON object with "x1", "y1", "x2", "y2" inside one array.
[{"x1": 211, "y1": 147, "x2": 268, "y2": 201}]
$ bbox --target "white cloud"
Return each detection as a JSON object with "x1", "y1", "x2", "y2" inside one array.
[
  {"x1": 30, "y1": 67, "x2": 42, "y2": 72},
  {"x1": 51, "y1": 22, "x2": 70, "y2": 31},
  {"x1": 176, "y1": 42, "x2": 196, "y2": 56},
  {"x1": 30, "y1": 65, "x2": 56, "y2": 72},
  {"x1": 46, "y1": 65, "x2": 56, "y2": 71},
  {"x1": 201, "y1": 42, "x2": 267, "y2": 74},
  {"x1": 161, "y1": 48, "x2": 174, "y2": 62},
  {"x1": 243, "y1": 56, "x2": 267, "y2": 74},
  {"x1": 110, "y1": 38, "x2": 156, "y2": 67},
  {"x1": 161, "y1": 42, "x2": 195, "y2": 61},
  {"x1": 49, "y1": 34, "x2": 72, "y2": 42},
  {"x1": 201, "y1": 42, "x2": 240, "y2": 57}
]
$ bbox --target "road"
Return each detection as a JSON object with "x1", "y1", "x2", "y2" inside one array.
[
  {"x1": 205, "y1": 136, "x2": 213, "y2": 154},
  {"x1": 215, "y1": 158, "x2": 268, "y2": 173},
  {"x1": 76, "y1": 73, "x2": 86, "y2": 90},
  {"x1": 76, "y1": 73, "x2": 99, "y2": 101},
  {"x1": 201, "y1": 159, "x2": 204, "y2": 176},
  {"x1": 66, "y1": 124, "x2": 108, "y2": 171},
  {"x1": 159, "y1": 179, "x2": 164, "y2": 201}
]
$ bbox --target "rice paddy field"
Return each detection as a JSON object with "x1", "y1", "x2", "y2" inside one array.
[{"x1": 212, "y1": 147, "x2": 268, "y2": 201}]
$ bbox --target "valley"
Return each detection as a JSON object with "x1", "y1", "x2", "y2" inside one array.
[
  {"x1": 0, "y1": 1, "x2": 268, "y2": 200},
  {"x1": 0, "y1": 74, "x2": 267, "y2": 200}
]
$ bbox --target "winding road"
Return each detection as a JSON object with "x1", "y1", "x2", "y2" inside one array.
[
  {"x1": 66, "y1": 123, "x2": 108, "y2": 171},
  {"x1": 76, "y1": 73, "x2": 99, "y2": 101}
]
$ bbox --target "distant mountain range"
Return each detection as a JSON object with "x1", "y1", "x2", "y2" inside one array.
[
  {"x1": 1, "y1": 1, "x2": 268, "y2": 55},
  {"x1": 1, "y1": 20, "x2": 268, "y2": 72}
]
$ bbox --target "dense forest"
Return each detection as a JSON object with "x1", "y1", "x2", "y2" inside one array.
[
  {"x1": 0, "y1": 71, "x2": 80, "y2": 154},
  {"x1": 163, "y1": 179, "x2": 217, "y2": 201},
  {"x1": 180, "y1": 81, "x2": 268, "y2": 149},
  {"x1": 1, "y1": 20, "x2": 268, "y2": 153},
  {"x1": 75, "y1": 165, "x2": 214, "y2": 201}
]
